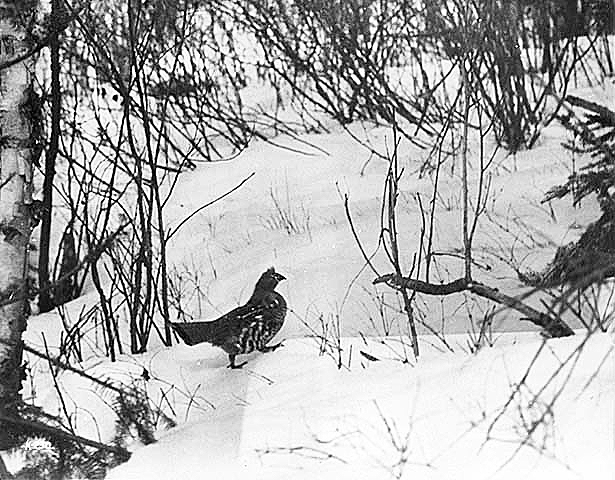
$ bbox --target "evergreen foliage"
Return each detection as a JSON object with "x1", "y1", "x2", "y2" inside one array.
[
  {"x1": 112, "y1": 384, "x2": 176, "y2": 450},
  {"x1": 8, "y1": 403, "x2": 123, "y2": 480},
  {"x1": 520, "y1": 96, "x2": 615, "y2": 287},
  {"x1": 7, "y1": 382, "x2": 174, "y2": 479},
  {"x1": 546, "y1": 96, "x2": 615, "y2": 207}
]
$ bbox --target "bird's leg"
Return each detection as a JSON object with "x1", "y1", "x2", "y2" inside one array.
[
  {"x1": 228, "y1": 354, "x2": 247, "y2": 369},
  {"x1": 260, "y1": 342, "x2": 284, "y2": 353}
]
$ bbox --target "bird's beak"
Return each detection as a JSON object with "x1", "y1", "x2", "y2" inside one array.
[{"x1": 275, "y1": 272, "x2": 286, "y2": 281}]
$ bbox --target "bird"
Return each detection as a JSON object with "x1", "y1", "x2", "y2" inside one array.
[{"x1": 170, "y1": 267, "x2": 287, "y2": 369}]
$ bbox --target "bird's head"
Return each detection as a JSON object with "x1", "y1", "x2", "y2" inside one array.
[{"x1": 254, "y1": 267, "x2": 286, "y2": 293}]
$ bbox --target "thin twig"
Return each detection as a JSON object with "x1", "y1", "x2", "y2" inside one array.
[
  {"x1": 19, "y1": 341, "x2": 126, "y2": 397},
  {"x1": 166, "y1": 172, "x2": 255, "y2": 241}
]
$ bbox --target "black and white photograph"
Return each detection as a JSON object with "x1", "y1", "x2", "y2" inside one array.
[{"x1": 0, "y1": 1, "x2": 613, "y2": 478}]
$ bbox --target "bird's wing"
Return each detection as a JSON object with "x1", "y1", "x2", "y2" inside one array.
[{"x1": 170, "y1": 294, "x2": 287, "y2": 347}]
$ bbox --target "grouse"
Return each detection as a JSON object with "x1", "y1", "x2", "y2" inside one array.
[{"x1": 170, "y1": 267, "x2": 287, "y2": 369}]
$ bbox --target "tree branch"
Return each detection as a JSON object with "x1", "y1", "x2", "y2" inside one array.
[
  {"x1": 0, "y1": 223, "x2": 127, "y2": 308},
  {"x1": 373, "y1": 274, "x2": 574, "y2": 337},
  {"x1": 374, "y1": 274, "x2": 468, "y2": 295},
  {"x1": 20, "y1": 341, "x2": 126, "y2": 396},
  {"x1": 0, "y1": 413, "x2": 130, "y2": 458},
  {"x1": 0, "y1": 4, "x2": 84, "y2": 71},
  {"x1": 166, "y1": 172, "x2": 255, "y2": 241},
  {"x1": 565, "y1": 95, "x2": 615, "y2": 126}
]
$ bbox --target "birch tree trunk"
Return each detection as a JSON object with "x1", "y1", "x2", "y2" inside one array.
[{"x1": 0, "y1": 1, "x2": 37, "y2": 449}]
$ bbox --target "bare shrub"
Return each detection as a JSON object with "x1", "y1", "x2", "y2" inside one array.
[
  {"x1": 465, "y1": 305, "x2": 496, "y2": 354},
  {"x1": 44, "y1": 0, "x2": 264, "y2": 356},
  {"x1": 167, "y1": 263, "x2": 212, "y2": 323},
  {"x1": 421, "y1": 0, "x2": 613, "y2": 152},
  {"x1": 296, "y1": 307, "x2": 350, "y2": 370},
  {"x1": 226, "y1": 0, "x2": 442, "y2": 146}
]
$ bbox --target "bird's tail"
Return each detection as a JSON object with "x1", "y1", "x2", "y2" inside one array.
[{"x1": 170, "y1": 321, "x2": 219, "y2": 346}]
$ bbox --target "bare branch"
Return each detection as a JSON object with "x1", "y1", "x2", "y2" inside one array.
[
  {"x1": 166, "y1": 172, "x2": 255, "y2": 241},
  {"x1": 0, "y1": 413, "x2": 129, "y2": 458},
  {"x1": 373, "y1": 274, "x2": 574, "y2": 337}
]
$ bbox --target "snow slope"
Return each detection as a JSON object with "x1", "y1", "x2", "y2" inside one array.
[
  {"x1": 88, "y1": 331, "x2": 613, "y2": 480},
  {"x1": 16, "y1": 108, "x2": 614, "y2": 480},
  {"x1": 154, "y1": 119, "x2": 601, "y2": 341},
  {"x1": 14, "y1": 56, "x2": 615, "y2": 480}
]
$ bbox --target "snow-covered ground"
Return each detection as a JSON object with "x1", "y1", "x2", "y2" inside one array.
[
  {"x1": 129, "y1": 118, "x2": 602, "y2": 339},
  {"x1": 15, "y1": 330, "x2": 614, "y2": 480},
  {"x1": 102, "y1": 332, "x2": 613, "y2": 480},
  {"x1": 10, "y1": 58, "x2": 615, "y2": 479}
]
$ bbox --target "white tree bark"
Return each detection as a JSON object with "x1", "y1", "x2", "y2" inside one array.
[{"x1": 0, "y1": 1, "x2": 37, "y2": 449}]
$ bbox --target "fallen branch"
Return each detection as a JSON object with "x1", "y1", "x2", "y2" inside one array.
[
  {"x1": 565, "y1": 95, "x2": 615, "y2": 126},
  {"x1": 373, "y1": 274, "x2": 574, "y2": 337},
  {"x1": 0, "y1": 414, "x2": 130, "y2": 458}
]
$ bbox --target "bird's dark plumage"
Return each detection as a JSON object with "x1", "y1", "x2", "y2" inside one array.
[{"x1": 170, "y1": 267, "x2": 287, "y2": 368}]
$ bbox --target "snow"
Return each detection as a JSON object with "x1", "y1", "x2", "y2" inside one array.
[
  {"x1": 43, "y1": 332, "x2": 612, "y2": 480},
  {"x1": 153, "y1": 118, "x2": 600, "y2": 339},
  {"x1": 9, "y1": 40, "x2": 615, "y2": 480},
  {"x1": 15, "y1": 112, "x2": 614, "y2": 478}
]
